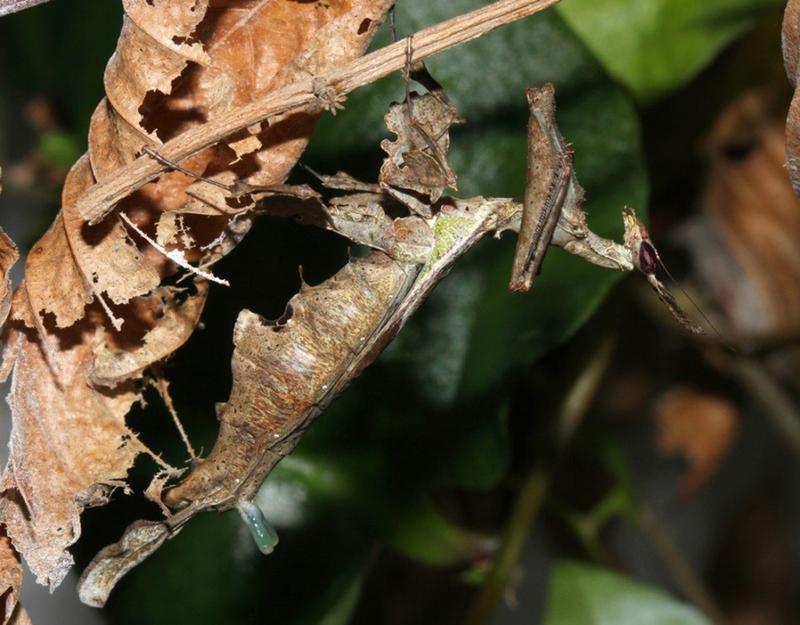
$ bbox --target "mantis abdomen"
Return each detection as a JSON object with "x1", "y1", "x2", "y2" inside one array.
[{"x1": 163, "y1": 251, "x2": 416, "y2": 510}]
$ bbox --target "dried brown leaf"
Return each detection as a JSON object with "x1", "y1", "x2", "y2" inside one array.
[
  {"x1": 0, "y1": 530, "x2": 22, "y2": 625},
  {"x1": 90, "y1": 283, "x2": 208, "y2": 387},
  {"x1": 690, "y1": 90, "x2": 800, "y2": 338},
  {"x1": 84, "y1": 0, "x2": 395, "y2": 291},
  {"x1": 0, "y1": 229, "x2": 18, "y2": 330},
  {"x1": 2, "y1": 0, "x2": 396, "y2": 592},
  {"x1": 0, "y1": 320, "x2": 142, "y2": 588},
  {"x1": 654, "y1": 388, "x2": 739, "y2": 498}
]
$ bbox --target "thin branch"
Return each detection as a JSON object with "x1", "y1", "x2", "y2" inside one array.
[
  {"x1": 716, "y1": 352, "x2": 800, "y2": 458},
  {"x1": 76, "y1": 0, "x2": 561, "y2": 224},
  {"x1": 119, "y1": 213, "x2": 230, "y2": 286},
  {"x1": 635, "y1": 503, "x2": 726, "y2": 625},
  {"x1": 465, "y1": 336, "x2": 615, "y2": 625},
  {"x1": 151, "y1": 374, "x2": 198, "y2": 461}
]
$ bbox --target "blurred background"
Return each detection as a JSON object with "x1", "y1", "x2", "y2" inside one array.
[{"x1": 0, "y1": 0, "x2": 798, "y2": 623}]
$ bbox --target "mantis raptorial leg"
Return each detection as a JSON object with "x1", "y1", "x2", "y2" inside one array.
[
  {"x1": 510, "y1": 84, "x2": 573, "y2": 291},
  {"x1": 510, "y1": 85, "x2": 703, "y2": 334}
]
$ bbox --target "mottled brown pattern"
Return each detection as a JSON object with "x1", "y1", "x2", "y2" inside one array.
[{"x1": 164, "y1": 251, "x2": 416, "y2": 508}]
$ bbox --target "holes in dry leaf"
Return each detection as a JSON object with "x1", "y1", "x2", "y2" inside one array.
[
  {"x1": 272, "y1": 305, "x2": 294, "y2": 330},
  {"x1": 80, "y1": 212, "x2": 116, "y2": 247},
  {"x1": 255, "y1": 112, "x2": 317, "y2": 160},
  {"x1": 358, "y1": 18, "x2": 371, "y2": 34},
  {"x1": 201, "y1": 138, "x2": 259, "y2": 182},
  {"x1": 225, "y1": 195, "x2": 253, "y2": 210},
  {"x1": 138, "y1": 62, "x2": 206, "y2": 142},
  {"x1": 171, "y1": 2, "x2": 209, "y2": 48},
  {"x1": 181, "y1": 2, "x2": 235, "y2": 49}
]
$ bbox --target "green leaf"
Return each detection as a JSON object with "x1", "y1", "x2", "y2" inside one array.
[
  {"x1": 434, "y1": 402, "x2": 511, "y2": 491},
  {"x1": 381, "y1": 498, "x2": 495, "y2": 567},
  {"x1": 296, "y1": 563, "x2": 366, "y2": 625},
  {"x1": 543, "y1": 561, "x2": 711, "y2": 625},
  {"x1": 257, "y1": 453, "x2": 495, "y2": 567},
  {"x1": 38, "y1": 130, "x2": 81, "y2": 168},
  {"x1": 452, "y1": 84, "x2": 646, "y2": 402},
  {"x1": 557, "y1": 0, "x2": 783, "y2": 102}
]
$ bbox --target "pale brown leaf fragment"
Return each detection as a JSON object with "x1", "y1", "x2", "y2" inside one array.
[
  {"x1": 23, "y1": 216, "x2": 93, "y2": 330},
  {"x1": 0, "y1": 228, "x2": 18, "y2": 329},
  {"x1": 61, "y1": 157, "x2": 160, "y2": 315},
  {"x1": 655, "y1": 388, "x2": 739, "y2": 498},
  {"x1": 379, "y1": 92, "x2": 461, "y2": 214}
]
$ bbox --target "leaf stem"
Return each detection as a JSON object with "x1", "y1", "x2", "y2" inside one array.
[
  {"x1": 465, "y1": 335, "x2": 615, "y2": 625},
  {"x1": 466, "y1": 468, "x2": 550, "y2": 625},
  {"x1": 76, "y1": 0, "x2": 561, "y2": 224},
  {"x1": 635, "y1": 503, "x2": 726, "y2": 624}
]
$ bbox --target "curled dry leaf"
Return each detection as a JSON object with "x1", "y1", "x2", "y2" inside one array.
[
  {"x1": 0, "y1": 0, "x2": 396, "y2": 590},
  {"x1": 654, "y1": 387, "x2": 739, "y2": 498},
  {"x1": 84, "y1": 0, "x2": 395, "y2": 285},
  {"x1": 0, "y1": 228, "x2": 17, "y2": 330},
  {"x1": 0, "y1": 316, "x2": 142, "y2": 588},
  {"x1": 685, "y1": 89, "x2": 800, "y2": 339}
]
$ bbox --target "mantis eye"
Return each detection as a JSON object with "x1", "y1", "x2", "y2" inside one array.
[
  {"x1": 638, "y1": 240, "x2": 658, "y2": 275},
  {"x1": 238, "y1": 500, "x2": 280, "y2": 555}
]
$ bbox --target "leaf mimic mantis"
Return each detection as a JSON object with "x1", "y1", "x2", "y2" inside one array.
[{"x1": 77, "y1": 81, "x2": 700, "y2": 606}]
